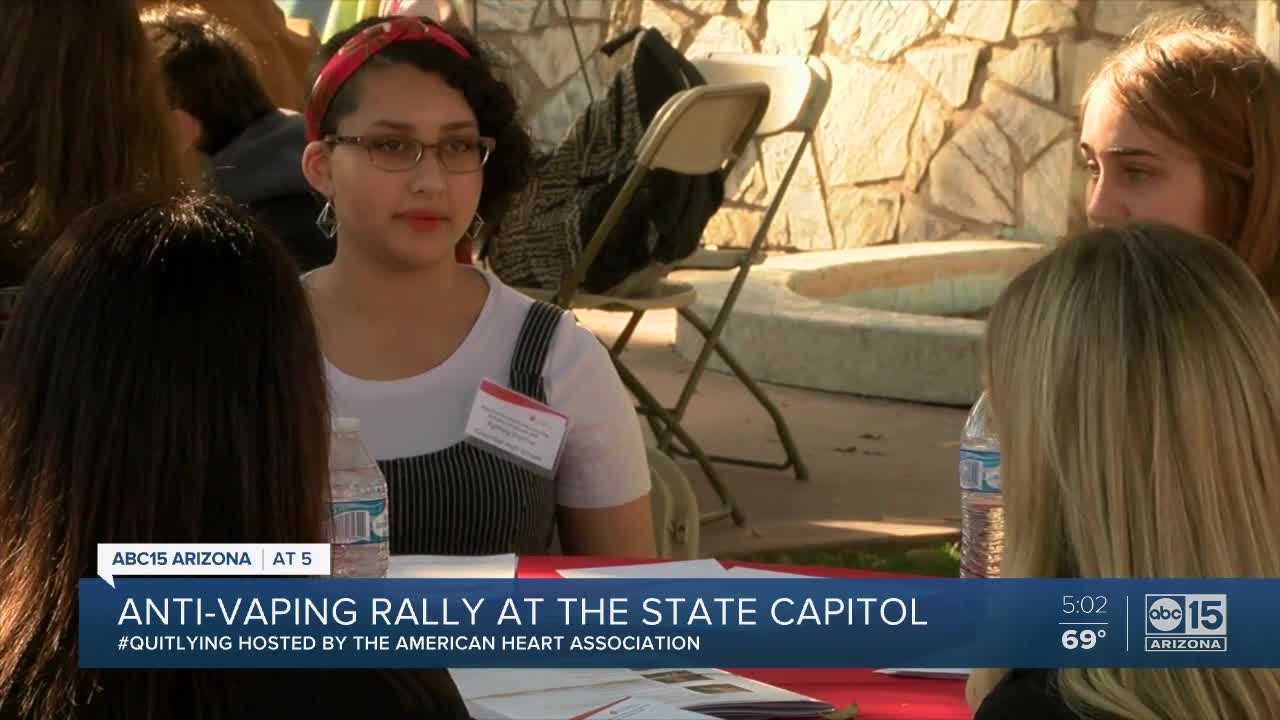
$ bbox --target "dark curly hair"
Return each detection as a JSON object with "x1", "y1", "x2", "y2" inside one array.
[{"x1": 307, "y1": 16, "x2": 534, "y2": 229}]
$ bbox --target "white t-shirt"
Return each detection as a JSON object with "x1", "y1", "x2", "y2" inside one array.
[{"x1": 324, "y1": 268, "x2": 651, "y2": 509}]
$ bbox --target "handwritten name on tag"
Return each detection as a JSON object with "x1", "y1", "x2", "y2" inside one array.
[{"x1": 463, "y1": 379, "x2": 568, "y2": 478}]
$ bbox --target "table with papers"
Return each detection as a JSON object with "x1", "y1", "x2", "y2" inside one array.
[{"x1": 388, "y1": 554, "x2": 970, "y2": 720}]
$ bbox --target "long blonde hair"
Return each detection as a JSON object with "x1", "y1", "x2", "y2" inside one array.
[{"x1": 971, "y1": 223, "x2": 1280, "y2": 718}]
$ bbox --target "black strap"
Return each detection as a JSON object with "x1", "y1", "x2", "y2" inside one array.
[{"x1": 508, "y1": 301, "x2": 564, "y2": 401}]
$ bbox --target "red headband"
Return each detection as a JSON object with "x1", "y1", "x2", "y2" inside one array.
[{"x1": 305, "y1": 17, "x2": 471, "y2": 142}]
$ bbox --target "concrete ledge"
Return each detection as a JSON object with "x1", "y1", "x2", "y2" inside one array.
[{"x1": 674, "y1": 240, "x2": 1046, "y2": 406}]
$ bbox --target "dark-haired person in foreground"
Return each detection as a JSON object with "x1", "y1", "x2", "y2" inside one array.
[
  {"x1": 143, "y1": 5, "x2": 334, "y2": 271},
  {"x1": 0, "y1": 191, "x2": 466, "y2": 719},
  {"x1": 300, "y1": 16, "x2": 655, "y2": 558}
]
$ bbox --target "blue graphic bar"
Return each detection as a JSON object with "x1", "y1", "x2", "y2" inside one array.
[{"x1": 78, "y1": 578, "x2": 1274, "y2": 669}]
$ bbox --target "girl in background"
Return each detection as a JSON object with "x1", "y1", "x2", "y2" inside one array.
[
  {"x1": 1079, "y1": 10, "x2": 1280, "y2": 302},
  {"x1": 969, "y1": 223, "x2": 1280, "y2": 718}
]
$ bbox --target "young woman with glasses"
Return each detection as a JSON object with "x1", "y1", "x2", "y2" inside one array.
[{"x1": 300, "y1": 16, "x2": 656, "y2": 559}]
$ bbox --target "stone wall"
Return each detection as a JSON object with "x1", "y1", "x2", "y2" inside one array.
[
  {"x1": 479, "y1": 0, "x2": 1261, "y2": 250},
  {"x1": 470, "y1": 1, "x2": 610, "y2": 146}
]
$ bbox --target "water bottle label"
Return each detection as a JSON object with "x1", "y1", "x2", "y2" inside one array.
[
  {"x1": 331, "y1": 499, "x2": 388, "y2": 545},
  {"x1": 959, "y1": 448, "x2": 1001, "y2": 493}
]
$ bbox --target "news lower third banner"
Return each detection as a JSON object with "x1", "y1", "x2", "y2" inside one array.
[{"x1": 80, "y1": 577, "x2": 1277, "y2": 669}]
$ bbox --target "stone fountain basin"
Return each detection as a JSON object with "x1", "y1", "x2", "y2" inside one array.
[{"x1": 673, "y1": 239, "x2": 1048, "y2": 406}]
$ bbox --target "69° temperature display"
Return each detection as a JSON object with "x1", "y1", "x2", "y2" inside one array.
[
  {"x1": 1062, "y1": 627, "x2": 1106, "y2": 650},
  {"x1": 1061, "y1": 595, "x2": 1110, "y2": 651}
]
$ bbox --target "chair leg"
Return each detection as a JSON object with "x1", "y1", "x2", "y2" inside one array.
[
  {"x1": 604, "y1": 312, "x2": 691, "y2": 464},
  {"x1": 611, "y1": 311, "x2": 645, "y2": 356},
  {"x1": 674, "y1": 307, "x2": 809, "y2": 481},
  {"x1": 611, "y1": 355, "x2": 745, "y2": 526}
]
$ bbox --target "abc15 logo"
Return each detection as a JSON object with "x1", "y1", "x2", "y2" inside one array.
[{"x1": 1145, "y1": 594, "x2": 1227, "y2": 636}]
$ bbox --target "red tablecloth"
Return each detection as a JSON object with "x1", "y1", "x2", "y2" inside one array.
[{"x1": 516, "y1": 556, "x2": 970, "y2": 720}]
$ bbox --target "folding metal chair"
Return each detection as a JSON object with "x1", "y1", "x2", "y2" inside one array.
[
  {"x1": 649, "y1": 53, "x2": 832, "y2": 484},
  {"x1": 521, "y1": 81, "x2": 771, "y2": 527}
]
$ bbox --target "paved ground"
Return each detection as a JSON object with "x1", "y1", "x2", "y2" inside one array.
[{"x1": 574, "y1": 308, "x2": 969, "y2": 559}]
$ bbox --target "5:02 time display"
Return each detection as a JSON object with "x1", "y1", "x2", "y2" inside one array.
[{"x1": 1062, "y1": 595, "x2": 1108, "y2": 615}]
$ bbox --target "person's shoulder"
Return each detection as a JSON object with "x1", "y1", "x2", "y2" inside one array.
[
  {"x1": 484, "y1": 275, "x2": 589, "y2": 343},
  {"x1": 480, "y1": 274, "x2": 608, "y2": 380},
  {"x1": 484, "y1": 273, "x2": 537, "y2": 314},
  {"x1": 217, "y1": 109, "x2": 305, "y2": 160},
  {"x1": 544, "y1": 303, "x2": 608, "y2": 372},
  {"x1": 975, "y1": 670, "x2": 1082, "y2": 720}
]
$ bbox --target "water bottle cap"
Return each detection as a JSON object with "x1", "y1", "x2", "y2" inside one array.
[{"x1": 332, "y1": 417, "x2": 361, "y2": 433}]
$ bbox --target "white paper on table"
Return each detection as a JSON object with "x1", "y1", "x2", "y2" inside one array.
[
  {"x1": 452, "y1": 668, "x2": 833, "y2": 720},
  {"x1": 874, "y1": 668, "x2": 971, "y2": 679},
  {"x1": 464, "y1": 698, "x2": 512, "y2": 720},
  {"x1": 386, "y1": 553, "x2": 517, "y2": 579},
  {"x1": 576, "y1": 698, "x2": 717, "y2": 719},
  {"x1": 557, "y1": 559, "x2": 729, "y2": 579},
  {"x1": 724, "y1": 566, "x2": 812, "y2": 579},
  {"x1": 471, "y1": 695, "x2": 717, "y2": 720}
]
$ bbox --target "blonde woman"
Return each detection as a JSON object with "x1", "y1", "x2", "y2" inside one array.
[{"x1": 968, "y1": 223, "x2": 1280, "y2": 718}]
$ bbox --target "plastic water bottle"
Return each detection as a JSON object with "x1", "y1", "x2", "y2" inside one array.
[
  {"x1": 329, "y1": 418, "x2": 389, "y2": 578},
  {"x1": 959, "y1": 392, "x2": 1003, "y2": 578}
]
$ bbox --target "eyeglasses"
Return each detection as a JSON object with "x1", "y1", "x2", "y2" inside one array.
[{"x1": 324, "y1": 134, "x2": 495, "y2": 173}]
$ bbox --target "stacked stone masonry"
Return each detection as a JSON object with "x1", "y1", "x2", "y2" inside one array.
[{"x1": 479, "y1": 0, "x2": 1262, "y2": 250}]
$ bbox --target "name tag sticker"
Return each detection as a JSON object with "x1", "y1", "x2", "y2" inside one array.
[{"x1": 463, "y1": 379, "x2": 568, "y2": 478}]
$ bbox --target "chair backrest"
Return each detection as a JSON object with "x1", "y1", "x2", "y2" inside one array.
[
  {"x1": 636, "y1": 81, "x2": 772, "y2": 175},
  {"x1": 691, "y1": 53, "x2": 832, "y2": 136},
  {"x1": 687, "y1": 54, "x2": 833, "y2": 258},
  {"x1": 646, "y1": 447, "x2": 700, "y2": 560},
  {"x1": 557, "y1": 82, "x2": 770, "y2": 303}
]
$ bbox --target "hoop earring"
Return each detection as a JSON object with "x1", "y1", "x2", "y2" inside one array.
[
  {"x1": 464, "y1": 212, "x2": 486, "y2": 242},
  {"x1": 316, "y1": 200, "x2": 337, "y2": 239}
]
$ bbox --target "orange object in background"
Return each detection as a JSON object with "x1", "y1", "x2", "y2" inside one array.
[{"x1": 135, "y1": 0, "x2": 318, "y2": 112}]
